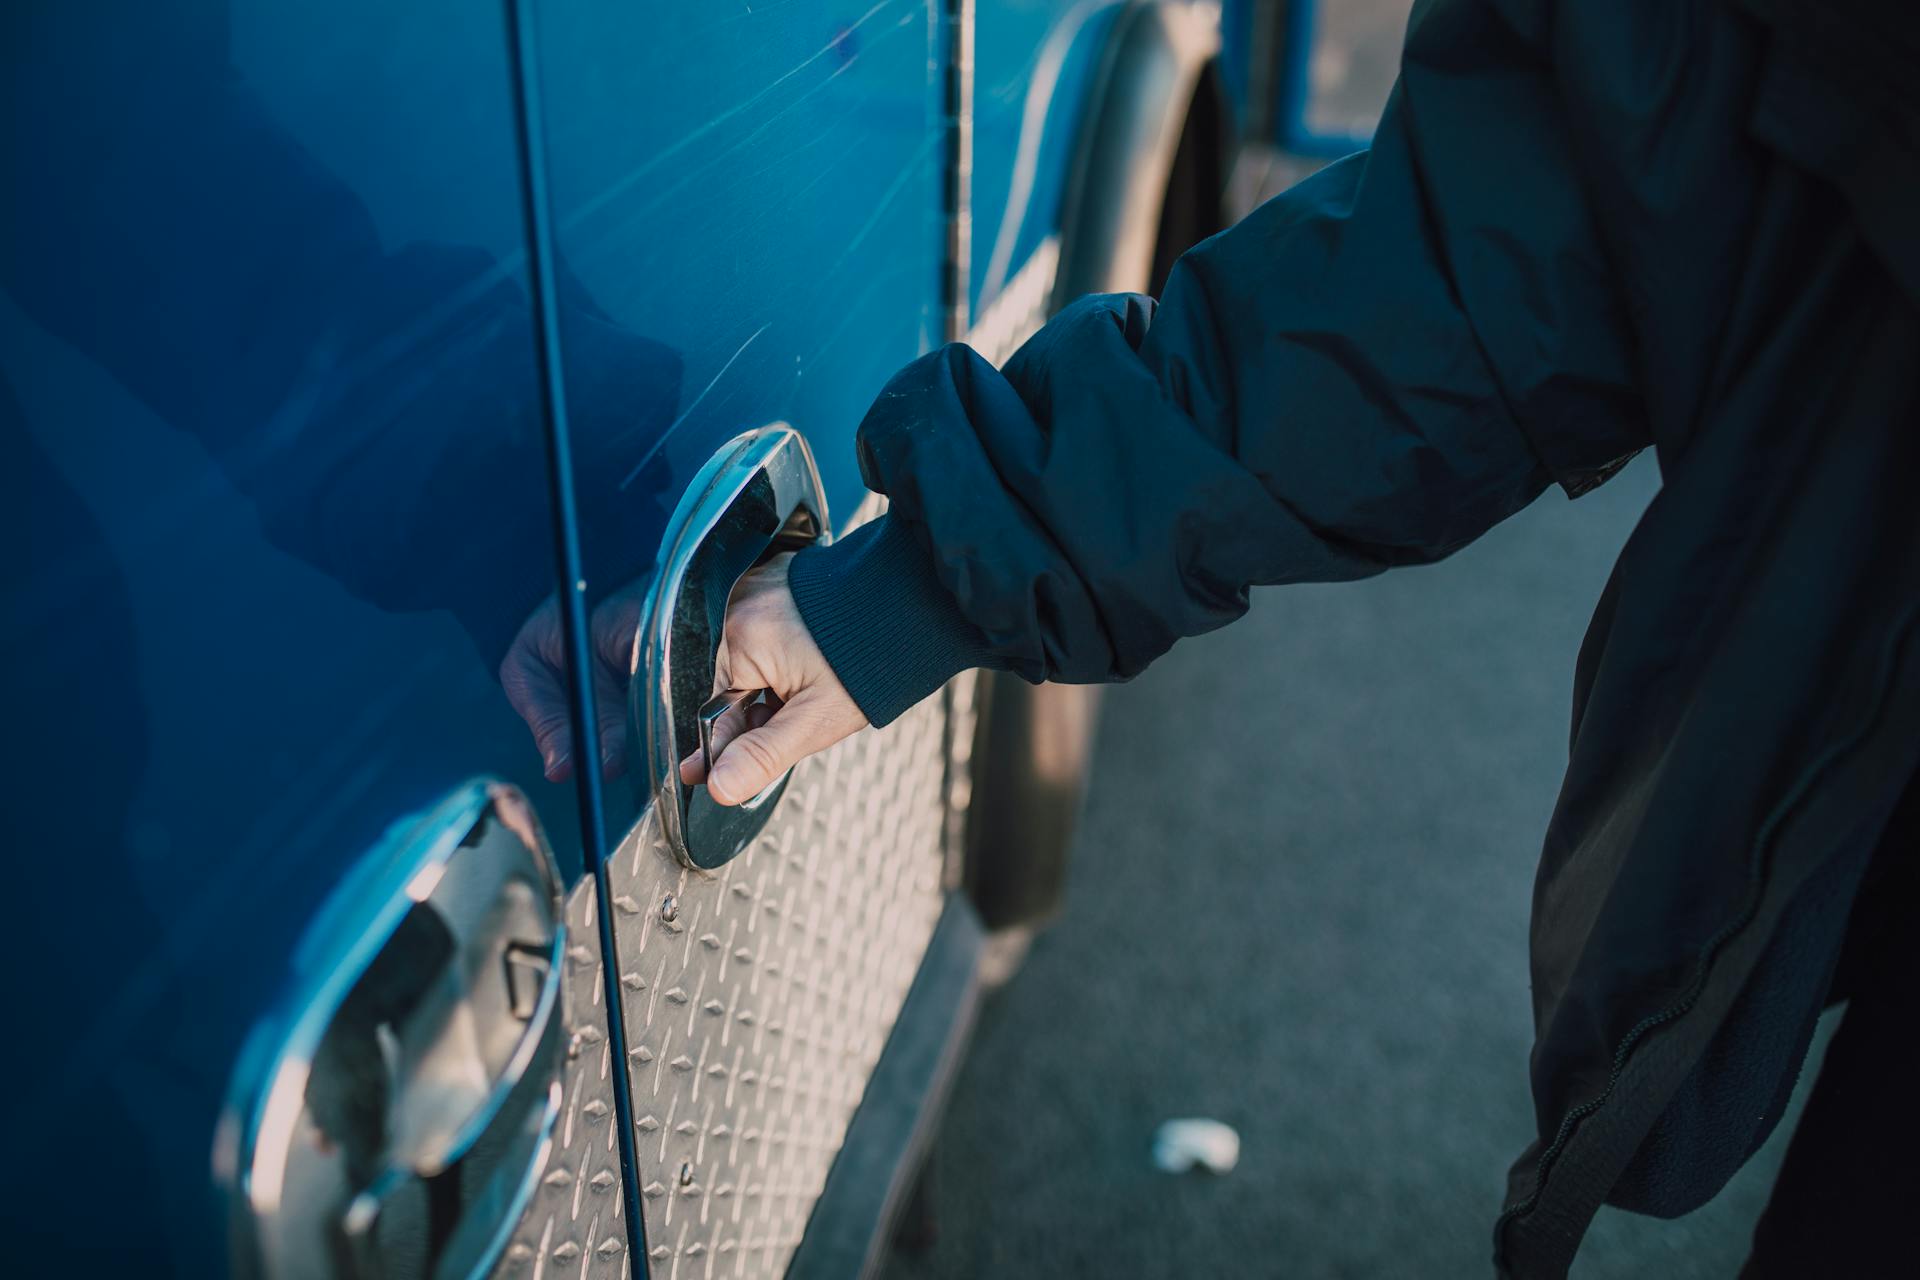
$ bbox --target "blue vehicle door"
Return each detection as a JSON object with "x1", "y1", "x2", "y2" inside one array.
[
  {"x1": 517, "y1": 2, "x2": 961, "y2": 1273},
  {"x1": 0, "y1": 2, "x2": 622, "y2": 1273},
  {"x1": 6, "y1": 0, "x2": 987, "y2": 1273},
  {"x1": 970, "y1": 0, "x2": 1122, "y2": 333}
]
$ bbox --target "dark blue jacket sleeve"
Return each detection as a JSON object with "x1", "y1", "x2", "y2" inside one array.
[{"x1": 792, "y1": 0, "x2": 1651, "y2": 726}]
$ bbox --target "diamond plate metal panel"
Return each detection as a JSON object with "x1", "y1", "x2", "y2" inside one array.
[
  {"x1": 608, "y1": 688, "x2": 952, "y2": 1278},
  {"x1": 493, "y1": 876, "x2": 631, "y2": 1280},
  {"x1": 941, "y1": 668, "x2": 981, "y2": 894}
]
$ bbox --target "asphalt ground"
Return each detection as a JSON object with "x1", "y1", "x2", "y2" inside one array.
[{"x1": 885, "y1": 456, "x2": 1836, "y2": 1278}]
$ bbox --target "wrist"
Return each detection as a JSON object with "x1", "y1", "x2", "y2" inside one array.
[{"x1": 787, "y1": 513, "x2": 999, "y2": 727}]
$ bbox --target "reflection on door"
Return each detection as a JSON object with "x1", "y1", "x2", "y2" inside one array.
[{"x1": 1, "y1": 2, "x2": 597, "y2": 1271}]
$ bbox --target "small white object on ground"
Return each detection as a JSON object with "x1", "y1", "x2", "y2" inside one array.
[{"x1": 1152, "y1": 1118, "x2": 1241, "y2": 1175}]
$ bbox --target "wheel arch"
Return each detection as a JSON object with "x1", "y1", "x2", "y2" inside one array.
[{"x1": 965, "y1": 1, "x2": 1225, "y2": 948}]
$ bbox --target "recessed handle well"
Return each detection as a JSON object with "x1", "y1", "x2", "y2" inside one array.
[
  {"x1": 219, "y1": 781, "x2": 566, "y2": 1280},
  {"x1": 632, "y1": 425, "x2": 828, "y2": 871}
]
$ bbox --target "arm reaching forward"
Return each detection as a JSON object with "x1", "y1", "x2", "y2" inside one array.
[{"x1": 704, "y1": 0, "x2": 1662, "y2": 801}]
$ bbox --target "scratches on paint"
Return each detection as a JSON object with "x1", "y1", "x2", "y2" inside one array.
[
  {"x1": 778, "y1": 130, "x2": 872, "y2": 208},
  {"x1": 565, "y1": 6, "x2": 920, "y2": 266},
  {"x1": 618, "y1": 323, "x2": 771, "y2": 489},
  {"x1": 800, "y1": 258, "x2": 925, "y2": 376},
  {"x1": 560, "y1": 0, "x2": 911, "y2": 238},
  {"x1": 837, "y1": 129, "x2": 942, "y2": 264}
]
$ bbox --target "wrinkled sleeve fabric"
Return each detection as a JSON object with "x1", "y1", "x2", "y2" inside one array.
[{"x1": 791, "y1": 0, "x2": 1651, "y2": 727}]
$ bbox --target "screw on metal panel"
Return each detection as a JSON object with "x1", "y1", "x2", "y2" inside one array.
[
  {"x1": 678, "y1": 1161, "x2": 695, "y2": 1188},
  {"x1": 660, "y1": 893, "x2": 679, "y2": 923}
]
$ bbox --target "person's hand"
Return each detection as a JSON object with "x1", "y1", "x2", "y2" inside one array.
[
  {"x1": 680, "y1": 553, "x2": 868, "y2": 805},
  {"x1": 501, "y1": 588, "x2": 642, "y2": 782}
]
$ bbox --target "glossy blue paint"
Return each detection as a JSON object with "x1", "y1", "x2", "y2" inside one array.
[
  {"x1": 502, "y1": 0, "x2": 651, "y2": 1267},
  {"x1": 525, "y1": 0, "x2": 946, "y2": 844},
  {"x1": 1, "y1": 3, "x2": 574, "y2": 1271},
  {"x1": 970, "y1": 0, "x2": 1121, "y2": 313},
  {"x1": 0, "y1": 0, "x2": 1108, "y2": 1271}
]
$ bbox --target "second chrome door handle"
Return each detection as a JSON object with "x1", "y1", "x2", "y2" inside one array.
[
  {"x1": 632, "y1": 424, "x2": 828, "y2": 870},
  {"x1": 219, "y1": 781, "x2": 568, "y2": 1280}
]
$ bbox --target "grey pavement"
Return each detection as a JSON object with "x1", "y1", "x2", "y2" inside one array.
[{"x1": 887, "y1": 457, "x2": 1834, "y2": 1278}]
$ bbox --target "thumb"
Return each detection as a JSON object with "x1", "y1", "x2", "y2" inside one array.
[{"x1": 706, "y1": 693, "x2": 851, "y2": 805}]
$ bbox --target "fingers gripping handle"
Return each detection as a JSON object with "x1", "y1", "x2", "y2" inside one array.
[
  {"x1": 697, "y1": 687, "x2": 766, "y2": 781},
  {"x1": 632, "y1": 425, "x2": 827, "y2": 871}
]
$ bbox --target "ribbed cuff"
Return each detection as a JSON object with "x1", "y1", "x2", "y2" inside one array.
[{"x1": 788, "y1": 513, "x2": 999, "y2": 727}]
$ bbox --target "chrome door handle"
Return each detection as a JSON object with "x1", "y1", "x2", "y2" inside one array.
[
  {"x1": 697, "y1": 685, "x2": 766, "y2": 781},
  {"x1": 633, "y1": 423, "x2": 828, "y2": 870},
  {"x1": 219, "y1": 781, "x2": 567, "y2": 1280}
]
